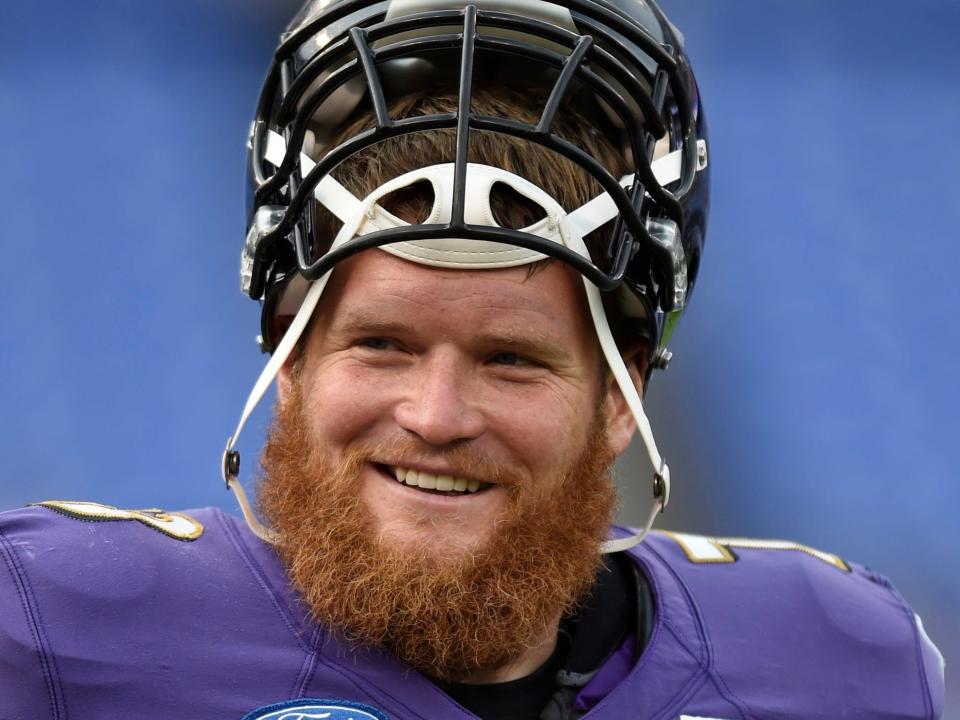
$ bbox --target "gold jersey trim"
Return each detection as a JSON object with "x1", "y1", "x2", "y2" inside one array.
[
  {"x1": 662, "y1": 531, "x2": 850, "y2": 572},
  {"x1": 34, "y1": 500, "x2": 203, "y2": 541}
]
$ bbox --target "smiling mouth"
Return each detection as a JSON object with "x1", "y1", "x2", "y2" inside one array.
[{"x1": 375, "y1": 464, "x2": 493, "y2": 496}]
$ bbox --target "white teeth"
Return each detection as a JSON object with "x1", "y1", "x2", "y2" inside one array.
[{"x1": 389, "y1": 467, "x2": 484, "y2": 494}]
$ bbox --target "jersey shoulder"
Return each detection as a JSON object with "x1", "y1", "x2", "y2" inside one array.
[
  {"x1": 0, "y1": 501, "x2": 312, "y2": 716},
  {"x1": 0, "y1": 501, "x2": 229, "y2": 643},
  {"x1": 635, "y1": 530, "x2": 945, "y2": 719},
  {"x1": 0, "y1": 501, "x2": 266, "y2": 610}
]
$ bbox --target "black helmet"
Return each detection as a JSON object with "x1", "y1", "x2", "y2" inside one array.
[
  {"x1": 242, "y1": 0, "x2": 709, "y2": 361},
  {"x1": 226, "y1": 0, "x2": 710, "y2": 548}
]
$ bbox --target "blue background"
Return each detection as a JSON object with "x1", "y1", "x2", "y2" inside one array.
[{"x1": 1, "y1": 0, "x2": 956, "y2": 711}]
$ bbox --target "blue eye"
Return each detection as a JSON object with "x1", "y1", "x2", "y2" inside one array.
[
  {"x1": 361, "y1": 338, "x2": 392, "y2": 350},
  {"x1": 490, "y1": 351, "x2": 522, "y2": 366}
]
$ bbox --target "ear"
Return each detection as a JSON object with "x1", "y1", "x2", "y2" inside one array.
[
  {"x1": 277, "y1": 359, "x2": 294, "y2": 404},
  {"x1": 274, "y1": 315, "x2": 299, "y2": 404},
  {"x1": 603, "y1": 344, "x2": 648, "y2": 457}
]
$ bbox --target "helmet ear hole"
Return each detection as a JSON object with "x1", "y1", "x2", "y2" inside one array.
[
  {"x1": 489, "y1": 181, "x2": 548, "y2": 229},
  {"x1": 376, "y1": 179, "x2": 435, "y2": 224},
  {"x1": 685, "y1": 226, "x2": 703, "y2": 292}
]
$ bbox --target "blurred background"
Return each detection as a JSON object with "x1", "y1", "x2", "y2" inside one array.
[{"x1": 1, "y1": 0, "x2": 955, "y2": 711}]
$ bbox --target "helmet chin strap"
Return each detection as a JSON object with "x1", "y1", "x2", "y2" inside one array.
[
  {"x1": 559, "y1": 219, "x2": 668, "y2": 553},
  {"x1": 222, "y1": 179, "x2": 373, "y2": 544},
  {"x1": 226, "y1": 137, "x2": 683, "y2": 550}
]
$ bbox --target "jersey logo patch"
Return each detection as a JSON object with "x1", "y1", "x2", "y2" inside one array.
[
  {"x1": 33, "y1": 500, "x2": 203, "y2": 541},
  {"x1": 241, "y1": 699, "x2": 389, "y2": 720}
]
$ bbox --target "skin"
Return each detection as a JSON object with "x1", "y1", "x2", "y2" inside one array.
[{"x1": 277, "y1": 249, "x2": 644, "y2": 682}]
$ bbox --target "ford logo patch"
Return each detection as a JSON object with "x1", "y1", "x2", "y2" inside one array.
[{"x1": 241, "y1": 699, "x2": 389, "y2": 720}]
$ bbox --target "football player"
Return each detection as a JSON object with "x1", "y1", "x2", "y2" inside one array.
[{"x1": 0, "y1": 0, "x2": 944, "y2": 717}]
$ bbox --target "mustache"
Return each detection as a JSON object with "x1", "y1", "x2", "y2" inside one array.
[{"x1": 346, "y1": 435, "x2": 524, "y2": 489}]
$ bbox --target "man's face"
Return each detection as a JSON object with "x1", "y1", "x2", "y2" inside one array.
[
  {"x1": 260, "y1": 249, "x2": 638, "y2": 679},
  {"x1": 280, "y1": 250, "x2": 633, "y2": 556}
]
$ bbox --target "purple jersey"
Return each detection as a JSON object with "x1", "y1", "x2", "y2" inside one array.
[{"x1": 0, "y1": 503, "x2": 944, "y2": 719}]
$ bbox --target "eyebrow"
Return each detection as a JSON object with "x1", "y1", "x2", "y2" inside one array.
[{"x1": 332, "y1": 311, "x2": 413, "y2": 339}]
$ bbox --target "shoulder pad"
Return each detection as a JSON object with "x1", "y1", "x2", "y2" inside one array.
[
  {"x1": 632, "y1": 531, "x2": 944, "y2": 719},
  {"x1": 0, "y1": 503, "x2": 319, "y2": 716}
]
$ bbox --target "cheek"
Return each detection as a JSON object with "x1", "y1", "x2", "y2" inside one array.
[
  {"x1": 298, "y1": 364, "x2": 397, "y2": 451},
  {"x1": 483, "y1": 384, "x2": 595, "y2": 474}
]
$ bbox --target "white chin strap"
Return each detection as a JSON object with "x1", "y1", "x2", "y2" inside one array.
[{"x1": 224, "y1": 132, "x2": 684, "y2": 552}]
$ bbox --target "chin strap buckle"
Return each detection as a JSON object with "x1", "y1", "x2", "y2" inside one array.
[
  {"x1": 220, "y1": 437, "x2": 279, "y2": 545},
  {"x1": 599, "y1": 460, "x2": 671, "y2": 555},
  {"x1": 222, "y1": 438, "x2": 240, "y2": 489},
  {"x1": 653, "y1": 459, "x2": 670, "y2": 513}
]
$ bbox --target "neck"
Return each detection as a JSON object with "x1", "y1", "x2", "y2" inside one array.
[{"x1": 454, "y1": 616, "x2": 561, "y2": 685}]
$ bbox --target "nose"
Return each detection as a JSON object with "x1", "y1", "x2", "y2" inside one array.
[{"x1": 393, "y1": 350, "x2": 486, "y2": 446}]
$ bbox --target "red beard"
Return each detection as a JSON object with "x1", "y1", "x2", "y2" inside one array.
[{"x1": 257, "y1": 381, "x2": 617, "y2": 681}]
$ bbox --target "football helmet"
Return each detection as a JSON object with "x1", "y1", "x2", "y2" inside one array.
[{"x1": 225, "y1": 0, "x2": 710, "y2": 551}]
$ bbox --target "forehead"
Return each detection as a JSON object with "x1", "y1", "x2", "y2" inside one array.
[{"x1": 312, "y1": 249, "x2": 595, "y2": 342}]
